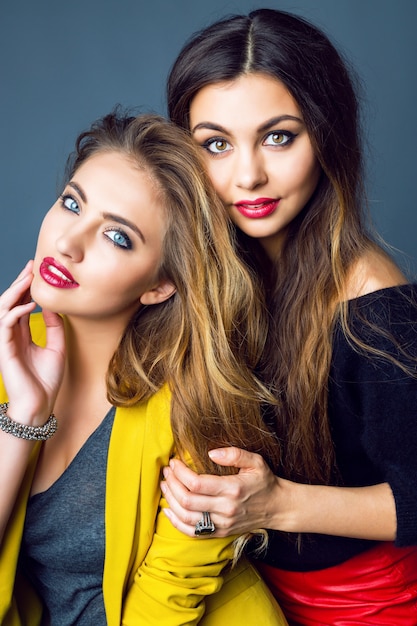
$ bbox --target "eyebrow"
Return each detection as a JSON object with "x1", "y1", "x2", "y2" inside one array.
[
  {"x1": 191, "y1": 115, "x2": 303, "y2": 135},
  {"x1": 102, "y1": 212, "x2": 145, "y2": 243},
  {"x1": 67, "y1": 181, "x2": 145, "y2": 243},
  {"x1": 68, "y1": 181, "x2": 87, "y2": 202}
]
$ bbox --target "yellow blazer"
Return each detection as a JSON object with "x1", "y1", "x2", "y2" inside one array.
[{"x1": 0, "y1": 313, "x2": 287, "y2": 626}]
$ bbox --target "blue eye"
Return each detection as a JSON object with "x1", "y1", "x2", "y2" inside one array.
[
  {"x1": 104, "y1": 228, "x2": 132, "y2": 250},
  {"x1": 61, "y1": 194, "x2": 80, "y2": 213},
  {"x1": 263, "y1": 131, "x2": 295, "y2": 147},
  {"x1": 202, "y1": 138, "x2": 232, "y2": 155}
]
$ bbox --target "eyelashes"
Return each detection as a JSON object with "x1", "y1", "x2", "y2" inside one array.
[
  {"x1": 60, "y1": 193, "x2": 80, "y2": 213},
  {"x1": 201, "y1": 137, "x2": 232, "y2": 155},
  {"x1": 200, "y1": 129, "x2": 297, "y2": 156},
  {"x1": 263, "y1": 130, "x2": 296, "y2": 146},
  {"x1": 103, "y1": 228, "x2": 132, "y2": 250}
]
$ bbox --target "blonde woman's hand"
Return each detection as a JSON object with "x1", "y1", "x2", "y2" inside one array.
[
  {"x1": 0, "y1": 261, "x2": 65, "y2": 423},
  {"x1": 161, "y1": 447, "x2": 281, "y2": 537}
]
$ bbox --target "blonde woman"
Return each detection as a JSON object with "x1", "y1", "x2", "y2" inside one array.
[{"x1": 0, "y1": 112, "x2": 286, "y2": 625}]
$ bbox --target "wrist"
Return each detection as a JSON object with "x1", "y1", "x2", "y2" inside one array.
[
  {"x1": 6, "y1": 401, "x2": 51, "y2": 427},
  {"x1": 271, "y1": 477, "x2": 310, "y2": 533},
  {"x1": 0, "y1": 403, "x2": 57, "y2": 441}
]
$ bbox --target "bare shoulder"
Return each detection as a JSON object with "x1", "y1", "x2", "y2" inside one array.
[{"x1": 345, "y1": 248, "x2": 407, "y2": 300}]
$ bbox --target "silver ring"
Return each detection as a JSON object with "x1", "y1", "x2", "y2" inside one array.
[{"x1": 195, "y1": 511, "x2": 216, "y2": 536}]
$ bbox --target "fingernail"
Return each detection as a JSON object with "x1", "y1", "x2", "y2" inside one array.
[
  {"x1": 162, "y1": 467, "x2": 169, "y2": 478},
  {"x1": 163, "y1": 508, "x2": 172, "y2": 520},
  {"x1": 160, "y1": 481, "x2": 166, "y2": 494},
  {"x1": 208, "y1": 449, "x2": 225, "y2": 458}
]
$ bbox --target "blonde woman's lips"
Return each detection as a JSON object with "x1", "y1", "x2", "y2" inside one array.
[{"x1": 39, "y1": 257, "x2": 79, "y2": 288}]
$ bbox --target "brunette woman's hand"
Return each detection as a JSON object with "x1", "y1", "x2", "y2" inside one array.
[
  {"x1": 161, "y1": 447, "x2": 398, "y2": 542},
  {"x1": 0, "y1": 261, "x2": 65, "y2": 423},
  {"x1": 161, "y1": 447, "x2": 281, "y2": 537}
]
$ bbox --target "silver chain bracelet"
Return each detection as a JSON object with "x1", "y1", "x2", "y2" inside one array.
[{"x1": 0, "y1": 402, "x2": 58, "y2": 440}]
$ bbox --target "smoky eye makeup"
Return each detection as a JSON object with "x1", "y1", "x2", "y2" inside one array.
[
  {"x1": 201, "y1": 136, "x2": 232, "y2": 155},
  {"x1": 263, "y1": 129, "x2": 298, "y2": 147},
  {"x1": 60, "y1": 193, "x2": 80, "y2": 214},
  {"x1": 103, "y1": 227, "x2": 132, "y2": 250}
]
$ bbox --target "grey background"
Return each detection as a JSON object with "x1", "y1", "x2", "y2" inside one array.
[{"x1": 1, "y1": 0, "x2": 416, "y2": 294}]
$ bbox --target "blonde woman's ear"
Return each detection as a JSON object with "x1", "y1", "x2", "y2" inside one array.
[{"x1": 140, "y1": 280, "x2": 176, "y2": 305}]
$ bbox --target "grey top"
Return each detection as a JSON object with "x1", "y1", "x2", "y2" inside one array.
[{"x1": 20, "y1": 406, "x2": 115, "y2": 625}]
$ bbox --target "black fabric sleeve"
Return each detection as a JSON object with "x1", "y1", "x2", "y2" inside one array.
[{"x1": 330, "y1": 284, "x2": 417, "y2": 546}]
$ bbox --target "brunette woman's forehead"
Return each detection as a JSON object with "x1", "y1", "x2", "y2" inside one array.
[{"x1": 189, "y1": 73, "x2": 305, "y2": 129}]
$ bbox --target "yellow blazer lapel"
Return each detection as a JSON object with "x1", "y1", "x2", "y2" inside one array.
[
  {"x1": 103, "y1": 402, "x2": 146, "y2": 625},
  {"x1": 103, "y1": 385, "x2": 174, "y2": 625},
  {"x1": 137, "y1": 385, "x2": 174, "y2": 552}
]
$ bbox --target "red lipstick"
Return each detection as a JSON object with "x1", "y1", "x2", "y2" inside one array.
[
  {"x1": 39, "y1": 257, "x2": 79, "y2": 289},
  {"x1": 234, "y1": 197, "x2": 279, "y2": 219}
]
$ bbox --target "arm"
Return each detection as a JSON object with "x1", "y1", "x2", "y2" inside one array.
[
  {"x1": 111, "y1": 390, "x2": 240, "y2": 626},
  {"x1": 0, "y1": 262, "x2": 65, "y2": 542},
  {"x1": 122, "y1": 493, "x2": 236, "y2": 625},
  {"x1": 162, "y1": 285, "x2": 417, "y2": 544},
  {"x1": 161, "y1": 450, "x2": 396, "y2": 540},
  {"x1": 0, "y1": 433, "x2": 37, "y2": 543}
]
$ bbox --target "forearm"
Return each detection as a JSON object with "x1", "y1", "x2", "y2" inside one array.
[
  {"x1": 0, "y1": 431, "x2": 35, "y2": 543},
  {"x1": 272, "y1": 478, "x2": 397, "y2": 541},
  {"x1": 163, "y1": 450, "x2": 397, "y2": 541},
  {"x1": 123, "y1": 498, "x2": 233, "y2": 625}
]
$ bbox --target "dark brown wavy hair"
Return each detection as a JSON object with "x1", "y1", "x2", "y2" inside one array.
[{"x1": 167, "y1": 9, "x2": 410, "y2": 483}]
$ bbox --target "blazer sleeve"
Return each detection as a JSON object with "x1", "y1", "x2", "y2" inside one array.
[
  {"x1": 121, "y1": 495, "x2": 236, "y2": 624},
  {"x1": 109, "y1": 385, "x2": 238, "y2": 625}
]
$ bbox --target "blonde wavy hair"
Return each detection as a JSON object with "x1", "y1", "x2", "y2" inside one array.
[{"x1": 65, "y1": 111, "x2": 279, "y2": 476}]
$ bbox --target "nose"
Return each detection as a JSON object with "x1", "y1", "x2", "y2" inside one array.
[
  {"x1": 55, "y1": 224, "x2": 84, "y2": 263},
  {"x1": 234, "y1": 148, "x2": 268, "y2": 190}
]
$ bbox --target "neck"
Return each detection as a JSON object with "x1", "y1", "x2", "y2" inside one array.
[
  {"x1": 258, "y1": 228, "x2": 288, "y2": 261},
  {"x1": 60, "y1": 314, "x2": 126, "y2": 392},
  {"x1": 36, "y1": 314, "x2": 127, "y2": 488}
]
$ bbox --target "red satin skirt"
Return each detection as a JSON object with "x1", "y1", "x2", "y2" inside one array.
[{"x1": 256, "y1": 542, "x2": 417, "y2": 625}]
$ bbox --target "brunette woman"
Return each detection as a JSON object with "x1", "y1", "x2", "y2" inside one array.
[{"x1": 162, "y1": 9, "x2": 417, "y2": 623}]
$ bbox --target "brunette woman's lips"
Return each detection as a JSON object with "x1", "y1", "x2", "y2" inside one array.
[
  {"x1": 39, "y1": 257, "x2": 79, "y2": 289},
  {"x1": 234, "y1": 198, "x2": 280, "y2": 219}
]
